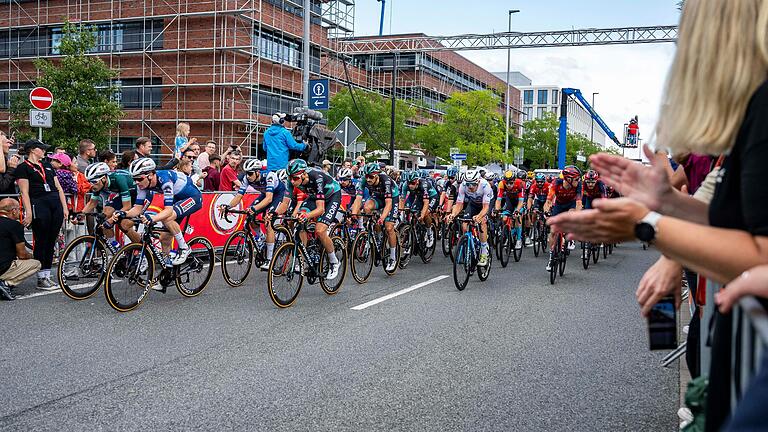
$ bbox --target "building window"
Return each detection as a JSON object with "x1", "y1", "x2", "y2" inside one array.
[
  {"x1": 537, "y1": 107, "x2": 546, "y2": 118},
  {"x1": 0, "y1": 28, "x2": 48, "y2": 58},
  {"x1": 523, "y1": 90, "x2": 533, "y2": 105},
  {"x1": 115, "y1": 78, "x2": 163, "y2": 109},
  {"x1": 552, "y1": 89, "x2": 560, "y2": 105},
  {"x1": 253, "y1": 90, "x2": 301, "y2": 115},
  {"x1": 0, "y1": 82, "x2": 34, "y2": 109},
  {"x1": 255, "y1": 29, "x2": 320, "y2": 72},
  {"x1": 523, "y1": 106, "x2": 532, "y2": 121},
  {"x1": 50, "y1": 20, "x2": 163, "y2": 55},
  {"x1": 537, "y1": 89, "x2": 548, "y2": 105}
]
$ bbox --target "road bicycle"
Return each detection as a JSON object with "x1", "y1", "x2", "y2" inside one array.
[
  {"x1": 349, "y1": 213, "x2": 401, "y2": 283},
  {"x1": 581, "y1": 241, "x2": 600, "y2": 270},
  {"x1": 549, "y1": 230, "x2": 568, "y2": 285},
  {"x1": 452, "y1": 217, "x2": 492, "y2": 291},
  {"x1": 266, "y1": 217, "x2": 347, "y2": 308},
  {"x1": 103, "y1": 217, "x2": 214, "y2": 312},
  {"x1": 57, "y1": 212, "x2": 115, "y2": 300},
  {"x1": 220, "y1": 207, "x2": 292, "y2": 287},
  {"x1": 398, "y1": 207, "x2": 436, "y2": 269},
  {"x1": 530, "y1": 209, "x2": 549, "y2": 258}
]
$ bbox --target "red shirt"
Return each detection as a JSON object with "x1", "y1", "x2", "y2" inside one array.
[
  {"x1": 498, "y1": 179, "x2": 526, "y2": 198},
  {"x1": 628, "y1": 123, "x2": 639, "y2": 135},
  {"x1": 219, "y1": 164, "x2": 240, "y2": 192},
  {"x1": 529, "y1": 182, "x2": 551, "y2": 199},
  {"x1": 203, "y1": 166, "x2": 220, "y2": 191},
  {"x1": 547, "y1": 179, "x2": 582, "y2": 205}
]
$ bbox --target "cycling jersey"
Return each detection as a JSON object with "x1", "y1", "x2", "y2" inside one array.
[
  {"x1": 135, "y1": 170, "x2": 202, "y2": 219},
  {"x1": 359, "y1": 172, "x2": 400, "y2": 201},
  {"x1": 95, "y1": 170, "x2": 136, "y2": 209},
  {"x1": 291, "y1": 168, "x2": 341, "y2": 200},
  {"x1": 443, "y1": 179, "x2": 458, "y2": 202},
  {"x1": 240, "y1": 171, "x2": 286, "y2": 212},
  {"x1": 497, "y1": 178, "x2": 526, "y2": 199},
  {"x1": 404, "y1": 178, "x2": 439, "y2": 212},
  {"x1": 529, "y1": 182, "x2": 551, "y2": 201},
  {"x1": 339, "y1": 178, "x2": 360, "y2": 199},
  {"x1": 581, "y1": 180, "x2": 606, "y2": 210},
  {"x1": 456, "y1": 179, "x2": 493, "y2": 205},
  {"x1": 547, "y1": 178, "x2": 582, "y2": 206}
]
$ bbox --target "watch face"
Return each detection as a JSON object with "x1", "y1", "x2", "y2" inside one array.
[{"x1": 635, "y1": 222, "x2": 655, "y2": 242}]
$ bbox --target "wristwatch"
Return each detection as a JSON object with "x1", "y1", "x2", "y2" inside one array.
[{"x1": 635, "y1": 211, "x2": 662, "y2": 243}]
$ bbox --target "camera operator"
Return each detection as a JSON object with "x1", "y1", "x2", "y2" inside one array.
[{"x1": 263, "y1": 112, "x2": 306, "y2": 171}]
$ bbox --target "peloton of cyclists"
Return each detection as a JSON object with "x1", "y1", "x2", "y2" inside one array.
[{"x1": 83, "y1": 162, "x2": 141, "y2": 251}]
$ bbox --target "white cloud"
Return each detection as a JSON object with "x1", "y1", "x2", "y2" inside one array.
[{"x1": 463, "y1": 43, "x2": 676, "y2": 159}]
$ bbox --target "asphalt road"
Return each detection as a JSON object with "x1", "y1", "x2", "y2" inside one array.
[{"x1": 0, "y1": 242, "x2": 677, "y2": 431}]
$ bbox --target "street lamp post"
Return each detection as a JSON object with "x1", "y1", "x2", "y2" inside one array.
[
  {"x1": 590, "y1": 92, "x2": 599, "y2": 145},
  {"x1": 504, "y1": 9, "x2": 520, "y2": 169}
]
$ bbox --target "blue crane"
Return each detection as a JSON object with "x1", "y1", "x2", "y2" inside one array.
[{"x1": 557, "y1": 88, "x2": 622, "y2": 169}]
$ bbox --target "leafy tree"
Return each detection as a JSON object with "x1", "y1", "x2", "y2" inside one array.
[
  {"x1": 415, "y1": 90, "x2": 510, "y2": 167},
  {"x1": 327, "y1": 88, "x2": 415, "y2": 154},
  {"x1": 9, "y1": 21, "x2": 122, "y2": 152}
]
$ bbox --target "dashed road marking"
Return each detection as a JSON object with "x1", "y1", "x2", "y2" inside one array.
[{"x1": 351, "y1": 275, "x2": 450, "y2": 311}]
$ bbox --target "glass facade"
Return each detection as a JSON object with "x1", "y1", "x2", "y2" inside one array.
[
  {"x1": 523, "y1": 90, "x2": 533, "y2": 105},
  {"x1": 537, "y1": 89, "x2": 548, "y2": 105},
  {"x1": 552, "y1": 89, "x2": 560, "y2": 105},
  {"x1": 255, "y1": 29, "x2": 320, "y2": 72},
  {"x1": 115, "y1": 78, "x2": 163, "y2": 109},
  {"x1": 252, "y1": 89, "x2": 301, "y2": 115},
  {"x1": 0, "y1": 82, "x2": 34, "y2": 109}
]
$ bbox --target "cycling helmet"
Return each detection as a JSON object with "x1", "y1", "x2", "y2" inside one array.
[
  {"x1": 585, "y1": 169, "x2": 599, "y2": 181},
  {"x1": 276, "y1": 169, "x2": 288, "y2": 183},
  {"x1": 287, "y1": 159, "x2": 308, "y2": 176},
  {"x1": 504, "y1": 170, "x2": 514, "y2": 180},
  {"x1": 362, "y1": 162, "x2": 381, "y2": 176},
  {"x1": 516, "y1": 170, "x2": 527, "y2": 180},
  {"x1": 464, "y1": 170, "x2": 481, "y2": 185},
  {"x1": 129, "y1": 158, "x2": 156, "y2": 177},
  {"x1": 446, "y1": 166, "x2": 458, "y2": 178},
  {"x1": 562, "y1": 165, "x2": 581, "y2": 180},
  {"x1": 534, "y1": 172, "x2": 546, "y2": 182},
  {"x1": 337, "y1": 167, "x2": 353, "y2": 180},
  {"x1": 483, "y1": 171, "x2": 495, "y2": 181},
  {"x1": 85, "y1": 162, "x2": 111, "y2": 183},
  {"x1": 527, "y1": 171, "x2": 535, "y2": 180},
  {"x1": 546, "y1": 174, "x2": 555, "y2": 182},
  {"x1": 242, "y1": 158, "x2": 262, "y2": 174}
]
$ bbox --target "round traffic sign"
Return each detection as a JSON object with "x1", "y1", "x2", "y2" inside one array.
[{"x1": 29, "y1": 87, "x2": 53, "y2": 110}]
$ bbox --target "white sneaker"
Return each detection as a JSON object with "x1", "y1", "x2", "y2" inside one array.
[
  {"x1": 524, "y1": 238, "x2": 533, "y2": 247},
  {"x1": 150, "y1": 282, "x2": 164, "y2": 292},
  {"x1": 425, "y1": 230, "x2": 434, "y2": 248},
  {"x1": 678, "y1": 407, "x2": 693, "y2": 423},
  {"x1": 568, "y1": 240, "x2": 576, "y2": 250},
  {"x1": 385, "y1": 257, "x2": 397, "y2": 272},
  {"x1": 36, "y1": 277, "x2": 59, "y2": 291},
  {"x1": 515, "y1": 239, "x2": 523, "y2": 249},
  {"x1": 546, "y1": 257, "x2": 553, "y2": 271},
  {"x1": 138, "y1": 255, "x2": 149, "y2": 273},
  {"x1": 172, "y1": 247, "x2": 191, "y2": 266},
  {"x1": 259, "y1": 261, "x2": 271, "y2": 271},
  {"x1": 326, "y1": 261, "x2": 341, "y2": 280}
]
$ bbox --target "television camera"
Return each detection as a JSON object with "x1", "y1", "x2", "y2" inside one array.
[{"x1": 285, "y1": 107, "x2": 337, "y2": 166}]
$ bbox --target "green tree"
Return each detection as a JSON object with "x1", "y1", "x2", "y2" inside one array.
[
  {"x1": 415, "y1": 90, "x2": 509, "y2": 166},
  {"x1": 327, "y1": 88, "x2": 415, "y2": 155},
  {"x1": 9, "y1": 21, "x2": 122, "y2": 152}
]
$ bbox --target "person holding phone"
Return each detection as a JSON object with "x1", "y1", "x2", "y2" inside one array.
[
  {"x1": 0, "y1": 131, "x2": 20, "y2": 196},
  {"x1": 15, "y1": 139, "x2": 67, "y2": 290}
]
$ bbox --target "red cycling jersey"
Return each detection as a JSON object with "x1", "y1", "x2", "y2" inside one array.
[
  {"x1": 581, "y1": 180, "x2": 606, "y2": 199},
  {"x1": 498, "y1": 178, "x2": 526, "y2": 199},
  {"x1": 547, "y1": 178, "x2": 582, "y2": 205},
  {"x1": 529, "y1": 182, "x2": 551, "y2": 200}
]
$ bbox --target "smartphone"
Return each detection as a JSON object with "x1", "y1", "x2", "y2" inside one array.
[{"x1": 648, "y1": 295, "x2": 677, "y2": 350}]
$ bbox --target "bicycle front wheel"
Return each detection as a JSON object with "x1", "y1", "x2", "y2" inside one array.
[
  {"x1": 453, "y1": 236, "x2": 471, "y2": 291},
  {"x1": 104, "y1": 243, "x2": 155, "y2": 312},
  {"x1": 582, "y1": 242, "x2": 591, "y2": 270},
  {"x1": 267, "y1": 242, "x2": 303, "y2": 308},
  {"x1": 58, "y1": 235, "x2": 108, "y2": 300},
  {"x1": 420, "y1": 224, "x2": 436, "y2": 263},
  {"x1": 398, "y1": 224, "x2": 413, "y2": 269},
  {"x1": 498, "y1": 227, "x2": 510, "y2": 268},
  {"x1": 176, "y1": 237, "x2": 215, "y2": 297},
  {"x1": 350, "y1": 232, "x2": 374, "y2": 284},
  {"x1": 221, "y1": 231, "x2": 253, "y2": 287},
  {"x1": 532, "y1": 222, "x2": 541, "y2": 257},
  {"x1": 319, "y1": 236, "x2": 347, "y2": 295}
]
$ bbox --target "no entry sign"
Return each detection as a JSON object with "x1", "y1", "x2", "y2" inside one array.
[{"x1": 29, "y1": 87, "x2": 53, "y2": 110}]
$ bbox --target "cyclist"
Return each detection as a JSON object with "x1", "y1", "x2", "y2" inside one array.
[
  {"x1": 546, "y1": 174, "x2": 555, "y2": 185},
  {"x1": 495, "y1": 170, "x2": 527, "y2": 249},
  {"x1": 221, "y1": 159, "x2": 288, "y2": 268},
  {"x1": 526, "y1": 172, "x2": 551, "y2": 215},
  {"x1": 439, "y1": 166, "x2": 459, "y2": 213},
  {"x1": 483, "y1": 171, "x2": 499, "y2": 216},
  {"x1": 543, "y1": 165, "x2": 582, "y2": 271},
  {"x1": 125, "y1": 158, "x2": 202, "y2": 266},
  {"x1": 581, "y1": 169, "x2": 606, "y2": 210},
  {"x1": 447, "y1": 170, "x2": 493, "y2": 266},
  {"x1": 276, "y1": 159, "x2": 342, "y2": 280},
  {"x1": 400, "y1": 170, "x2": 439, "y2": 247},
  {"x1": 351, "y1": 162, "x2": 400, "y2": 272},
  {"x1": 83, "y1": 162, "x2": 141, "y2": 250}
]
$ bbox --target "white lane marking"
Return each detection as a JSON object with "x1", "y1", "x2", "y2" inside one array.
[{"x1": 351, "y1": 275, "x2": 450, "y2": 311}]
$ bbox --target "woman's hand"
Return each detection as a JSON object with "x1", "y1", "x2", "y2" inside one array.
[
  {"x1": 22, "y1": 211, "x2": 32, "y2": 227},
  {"x1": 547, "y1": 197, "x2": 649, "y2": 244},
  {"x1": 715, "y1": 265, "x2": 768, "y2": 313},
  {"x1": 637, "y1": 256, "x2": 682, "y2": 317}
]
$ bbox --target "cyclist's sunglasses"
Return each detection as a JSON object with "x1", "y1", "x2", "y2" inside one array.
[
  {"x1": 409, "y1": 179, "x2": 420, "y2": 185},
  {"x1": 465, "y1": 182, "x2": 478, "y2": 188},
  {"x1": 246, "y1": 170, "x2": 259, "y2": 176},
  {"x1": 365, "y1": 173, "x2": 378, "y2": 180},
  {"x1": 290, "y1": 173, "x2": 303, "y2": 181},
  {"x1": 89, "y1": 176, "x2": 106, "y2": 185},
  {"x1": 132, "y1": 175, "x2": 148, "y2": 182}
]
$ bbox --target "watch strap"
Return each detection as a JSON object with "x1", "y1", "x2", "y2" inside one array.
[{"x1": 640, "y1": 211, "x2": 662, "y2": 229}]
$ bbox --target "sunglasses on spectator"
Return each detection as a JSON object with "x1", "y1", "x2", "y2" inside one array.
[{"x1": 184, "y1": 155, "x2": 195, "y2": 160}]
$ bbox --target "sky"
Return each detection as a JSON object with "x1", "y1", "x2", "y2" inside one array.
[{"x1": 351, "y1": 0, "x2": 681, "y2": 158}]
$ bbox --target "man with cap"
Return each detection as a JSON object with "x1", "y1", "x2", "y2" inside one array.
[
  {"x1": 322, "y1": 159, "x2": 332, "y2": 174},
  {"x1": 0, "y1": 198, "x2": 41, "y2": 300},
  {"x1": 263, "y1": 112, "x2": 306, "y2": 171}
]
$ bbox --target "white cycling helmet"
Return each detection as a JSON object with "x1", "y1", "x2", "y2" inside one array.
[
  {"x1": 464, "y1": 170, "x2": 481, "y2": 184},
  {"x1": 276, "y1": 169, "x2": 288, "y2": 183},
  {"x1": 84, "y1": 162, "x2": 111, "y2": 183},
  {"x1": 129, "y1": 158, "x2": 156, "y2": 177},
  {"x1": 242, "y1": 158, "x2": 262, "y2": 173},
  {"x1": 337, "y1": 167, "x2": 353, "y2": 180},
  {"x1": 483, "y1": 171, "x2": 496, "y2": 181}
]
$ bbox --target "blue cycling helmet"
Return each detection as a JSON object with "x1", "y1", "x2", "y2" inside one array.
[
  {"x1": 534, "y1": 172, "x2": 546, "y2": 182},
  {"x1": 446, "y1": 166, "x2": 458, "y2": 178}
]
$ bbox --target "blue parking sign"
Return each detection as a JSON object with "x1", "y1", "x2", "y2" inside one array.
[{"x1": 309, "y1": 79, "x2": 329, "y2": 110}]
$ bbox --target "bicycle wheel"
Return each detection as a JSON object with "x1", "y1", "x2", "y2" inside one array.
[
  {"x1": 441, "y1": 222, "x2": 452, "y2": 257},
  {"x1": 319, "y1": 236, "x2": 347, "y2": 295},
  {"x1": 351, "y1": 231, "x2": 374, "y2": 284},
  {"x1": 603, "y1": 243, "x2": 608, "y2": 259},
  {"x1": 478, "y1": 243, "x2": 492, "y2": 281},
  {"x1": 558, "y1": 236, "x2": 567, "y2": 277},
  {"x1": 420, "y1": 224, "x2": 436, "y2": 263},
  {"x1": 58, "y1": 235, "x2": 108, "y2": 300},
  {"x1": 498, "y1": 227, "x2": 510, "y2": 268},
  {"x1": 221, "y1": 231, "x2": 253, "y2": 287},
  {"x1": 582, "y1": 242, "x2": 591, "y2": 270},
  {"x1": 398, "y1": 224, "x2": 413, "y2": 269},
  {"x1": 532, "y1": 222, "x2": 541, "y2": 257},
  {"x1": 453, "y1": 236, "x2": 471, "y2": 291},
  {"x1": 274, "y1": 225, "x2": 292, "y2": 249},
  {"x1": 104, "y1": 243, "x2": 155, "y2": 312},
  {"x1": 176, "y1": 237, "x2": 214, "y2": 297},
  {"x1": 592, "y1": 244, "x2": 600, "y2": 264},
  {"x1": 608, "y1": 243, "x2": 614, "y2": 255},
  {"x1": 512, "y1": 225, "x2": 523, "y2": 262},
  {"x1": 267, "y1": 242, "x2": 303, "y2": 308},
  {"x1": 549, "y1": 254, "x2": 558, "y2": 285},
  {"x1": 448, "y1": 223, "x2": 461, "y2": 261}
]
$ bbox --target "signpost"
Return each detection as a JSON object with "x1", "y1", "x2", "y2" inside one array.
[
  {"x1": 333, "y1": 116, "x2": 362, "y2": 159},
  {"x1": 451, "y1": 152, "x2": 467, "y2": 168},
  {"x1": 29, "y1": 87, "x2": 53, "y2": 141},
  {"x1": 309, "y1": 78, "x2": 329, "y2": 110}
]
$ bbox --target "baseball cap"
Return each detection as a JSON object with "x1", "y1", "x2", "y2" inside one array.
[
  {"x1": 49, "y1": 152, "x2": 72, "y2": 167},
  {"x1": 23, "y1": 139, "x2": 50, "y2": 153}
]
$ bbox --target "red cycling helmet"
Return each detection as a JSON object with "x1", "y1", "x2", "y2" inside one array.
[
  {"x1": 584, "y1": 169, "x2": 599, "y2": 181},
  {"x1": 562, "y1": 165, "x2": 581, "y2": 180}
]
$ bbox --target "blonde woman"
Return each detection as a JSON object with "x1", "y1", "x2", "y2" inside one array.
[
  {"x1": 174, "y1": 122, "x2": 197, "y2": 156},
  {"x1": 549, "y1": 0, "x2": 768, "y2": 428}
]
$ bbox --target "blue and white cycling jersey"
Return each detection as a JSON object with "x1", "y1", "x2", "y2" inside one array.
[
  {"x1": 455, "y1": 179, "x2": 493, "y2": 205},
  {"x1": 135, "y1": 170, "x2": 201, "y2": 207},
  {"x1": 237, "y1": 171, "x2": 285, "y2": 197}
]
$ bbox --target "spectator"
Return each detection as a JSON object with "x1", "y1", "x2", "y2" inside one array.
[
  {"x1": 181, "y1": 149, "x2": 204, "y2": 189},
  {"x1": 0, "y1": 198, "x2": 41, "y2": 301},
  {"x1": 119, "y1": 150, "x2": 136, "y2": 170},
  {"x1": 135, "y1": 137, "x2": 179, "y2": 170},
  {"x1": 99, "y1": 150, "x2": 118, "y2": 171},
  {"x1": 15, "y1": 139, "x2": 67, "y2": 290},
  {"x1": 263, "y1": 112, "x2": 305, "y2": 171},
  {"x1": 219, "y1": 151, "x2": 242, "y2": 192},
  {"x1": 322, "y1": 159, "x2": 332, "y2": 174},
  {"x1": 0, "y1": 131, "x2": 19, "y2": 196},
  {"x1": 75, "y1": 139, "x2": 96, "y2": 172},
  {"x1": 175, "y1": 158, "x2": 193, "y2": 177},
  {"x1": 198, "y1": 140, "x2": 217, "y2": 170},
  {"x1": 548, "y1": 1, "x2": 768, "y2": 428},
  {"x1": 186, "y1": 144, "x2": 204, "y2": 188},
  {"x1": 49, "y1": 153, "x2": 77, "y2": 208},
  {"x1": 175, "y1": 122, "x2": 196, "y2": 155},
  {"x1": 69, "y1": 161, "x2": 91, "y2": 213},
  {"x1": 343, "y1": 158, "x2": 353, "y2": 170},
  {"x1": 203, "y1": 155, "x2": 221, "y2": 191}
]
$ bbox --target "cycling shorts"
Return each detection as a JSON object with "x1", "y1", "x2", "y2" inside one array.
[
  {"x1": 368, "y1": 196, "x2": 399, "y2": 223},
  {"x1": 300, "y1": 191, "x2": 342, "y2": 227},
  {"x1": 532, "y1": 198, "x2": 546, "y2": 212},
  {"x1": 173, "y1": 195, "x2": 203, "y2": 220},
  {"x1": 250, "y1": 189, "x2": 286, "y2": 214},
  {"x1": 106, "y1": 191, "x2": 137, "y2": 212},
  {"x1": 502, "y1": 196, "x2": 520, "y2": 213},
  {"x1": 551, "y1": 200, "x2": 577, "y2": 217},
  {"x1": 462, "y1": 201, "x2": 486, "y2": 221}
]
